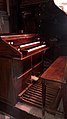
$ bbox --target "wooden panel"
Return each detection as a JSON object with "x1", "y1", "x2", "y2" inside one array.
[
  {"x1": 14, "y1": 70, "x2": 31, "y2": 95},
  {"x1": 0, "y1": 37, "x2": 21, "y2": 58},
  {"x1": 1, "y1": 34, "x2": 38, "y2": 42},
  {"x1": 0, "y1": 58, "x2": 16, "y2": 105},
  {"x1": 0, "y1": 58, "x2": 11, "y2": 99},
  {"x1": 12, "y1": 59, "x2": 23, "y2": 78}
]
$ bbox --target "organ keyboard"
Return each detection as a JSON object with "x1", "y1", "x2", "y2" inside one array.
[{"x1": 1, "y1": 34, "x2": 46, "y2": 57}]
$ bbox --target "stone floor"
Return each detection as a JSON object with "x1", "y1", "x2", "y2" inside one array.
[
  {"x1": 15, "y1": 99, "x2": 64, "y2": 119},
  {"x1": 0, "y1": 113, "x2": 15, "y2": 119},
  {"x1": 0, "y1": 99, "x2": 64, "y2": 119}
]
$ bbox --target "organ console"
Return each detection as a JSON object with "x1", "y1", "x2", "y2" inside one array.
[
  {"x1": 0, "y1": 34, "x2": 67, "y2": 119},
  {"x1": 0, "y1": 34, "x2": 48, "y2": 106}
]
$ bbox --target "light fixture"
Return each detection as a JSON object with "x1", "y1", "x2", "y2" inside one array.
[{"x1": 54, "y1": 0, "x2": 67, "y2": 14}]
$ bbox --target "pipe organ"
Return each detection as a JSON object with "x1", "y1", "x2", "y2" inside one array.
[
  {"x1": 0, "y1": 34, "x2": 67, "y2": 119},
  {"x1": 0, "y1": 34, "x2": 48, "y2": 106}
]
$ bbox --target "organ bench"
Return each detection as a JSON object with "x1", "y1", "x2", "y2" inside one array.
[{"x1": 40, "y1": 56, "x2": 67, "y2": 117}]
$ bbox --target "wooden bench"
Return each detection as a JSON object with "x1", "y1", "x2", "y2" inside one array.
[{"x1": 40, "y1": 56, "x2": 67, "y2": 116}]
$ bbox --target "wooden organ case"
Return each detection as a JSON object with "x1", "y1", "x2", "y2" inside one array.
[{"x1": 0, "y1": 34, "x2": 48, "y2": 106}]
